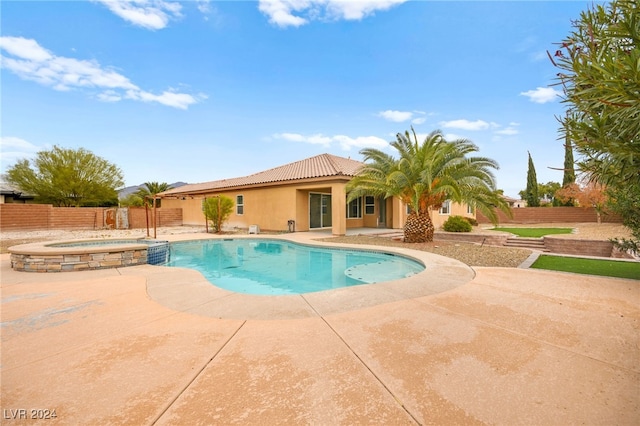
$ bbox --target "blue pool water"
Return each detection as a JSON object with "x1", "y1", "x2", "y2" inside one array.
[{"x1": 166, "y1": 239, "x2": 425, "y2": 295}]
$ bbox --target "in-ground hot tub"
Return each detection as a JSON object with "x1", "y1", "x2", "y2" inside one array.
[{"x1": 9, "y1": 238, "x2": 170, "y2": 272}]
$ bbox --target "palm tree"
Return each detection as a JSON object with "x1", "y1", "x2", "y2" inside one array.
[
  {"x1": 135, "y1": 182, "x2": 173, "y2": 208},
  {"x1": 347, "y1": 129, "x2": 512, "y2": 243}
]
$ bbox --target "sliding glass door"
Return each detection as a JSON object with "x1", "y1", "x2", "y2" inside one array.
[{"x1": 309, "y1": 193, "x2": 332, "y2": 229}]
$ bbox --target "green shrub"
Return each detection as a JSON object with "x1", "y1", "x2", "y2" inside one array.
[
  {"x1": 443, "y1": 215, "x2": 473, "y2": 232},
  {"x1": 465, "y1": 217, "x2": 478, "y2": 226}
]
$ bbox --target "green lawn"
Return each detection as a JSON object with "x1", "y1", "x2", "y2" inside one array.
[
  {"x1": 531, "y1": 255, "x2": 640, "y2": 280},
  {"x1": 491, "y1": 227, "x2": 573, "y2": 238}
]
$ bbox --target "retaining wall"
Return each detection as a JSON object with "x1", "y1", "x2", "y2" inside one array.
[{"x1": 543, "y1": 236, "x2": 617, "y2": 258}]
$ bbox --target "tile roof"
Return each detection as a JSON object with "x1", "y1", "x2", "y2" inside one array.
[{"x1": 160, "y1": 153, "x2": 364, "y2": 196}]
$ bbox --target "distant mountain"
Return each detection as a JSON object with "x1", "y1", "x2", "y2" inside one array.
[{"x1": 118, "y1": 182, "x2": 188, "y2": 198}]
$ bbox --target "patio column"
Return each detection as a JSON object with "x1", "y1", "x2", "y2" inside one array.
[
  {"x1": 391, "y1": 197, "x2": 405, "y2": 229},
  {"x1": 331, "y1": 183, "x2": 346, "y2": 236}
]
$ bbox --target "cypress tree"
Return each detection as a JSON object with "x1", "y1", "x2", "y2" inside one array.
[
  {"x1": 562, "y1": 136, "x2": 575, "y2": 186},
  {"x1": 525, "y1": 151, "x2": 540, "y2": 207},
  {"x1": 561, "y1": 135, "x2": 576, "y2": 206}
]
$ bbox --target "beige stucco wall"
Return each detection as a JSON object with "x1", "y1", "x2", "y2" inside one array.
[
  {"x1": 162, "y1": 183, "x2": 475, "y2": 234},
  {"x1": 162, "y1": 186, "x2": 298, "y2": 232},
  {"x1": 389, "y1": 198, "x2": 475, "y2": 230},
  {"x1": 432, "y1": 202, "x2": 475, "y2": 229},
  {"x1": 162, "y1": 180, "x2": 355, "y2": 235}
]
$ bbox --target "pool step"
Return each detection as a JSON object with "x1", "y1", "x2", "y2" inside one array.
[{"x1": 504, "y1": 237, "x2": 549, "y2": 251}]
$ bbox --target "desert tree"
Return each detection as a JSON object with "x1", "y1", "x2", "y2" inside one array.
[
  {"x1": 556, "y1": 179, "x2": 609, "y2": 224},
  {"x1": 5, "y1": 145, "x2": 123, "y2": 207}
]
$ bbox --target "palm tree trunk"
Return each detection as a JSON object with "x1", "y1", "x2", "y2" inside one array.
[{"x1": 404, "y1": 212, "x2": 435, "y2": 243}]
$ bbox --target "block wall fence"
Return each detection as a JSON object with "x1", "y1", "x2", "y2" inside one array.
[
  {"x1": 476, "y1": 207, "x2": 622, "y2": 224},
  {"x1": 0, "y1": 204, "x2": 182, "y2": 232},
  {"x1": 1, "y1": 205, "x2": 622, "y2": 232}
]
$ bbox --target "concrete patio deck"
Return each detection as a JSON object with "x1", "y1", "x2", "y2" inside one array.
[{"x1": 1, "y1": 232, "x2": 638, "y2": 425}]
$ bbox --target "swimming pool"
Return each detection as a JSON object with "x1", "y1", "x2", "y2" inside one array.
[{"x1": 166, "y1": 239, "x2": 425, "y2": 295}]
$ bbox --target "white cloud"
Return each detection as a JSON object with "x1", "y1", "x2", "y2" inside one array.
[
  {"x1": 440, "y1": 119, "x2": 492, "y2": 131},
  {"x1": 258, "y1": 0, "x2": 407, "y2": 28},
  {"x1": 275, "y1": 133, "x2": 333, "y2": 146},
  {"x1": 97, "y1": 90, "x2": 122, "y2": 102},
  {"x1": 0, "y1": 136, "x2": 43, "y2": 170},
  {"x1": 326, "y1": 0, "x2": 407, "y2": 20},
  {"x1": 333, "y1": 135, "x2": 388, "y2": 150},
  {"x1": 443, "y1": 133, "x2": 466, "y2": 142},
  {"x1": 492, "y1": 122, "x2": 520, "y2": 138},
  {"x1": 520, "y1": 87, "x2": 562, "y2": 104},
  {"x1": 0, "y1": 36, "x2": 204, "y2": 110},
  {"x1": 125, "y1": 89, "x2": 206, "y2": 110},
  {"x1": 0, "y1": 36, "x2": 52, "y2": 62},
  {"x1": 197, "y1": 0, "x2": 211, "y2": 14},
  {"x1": 258, "y1": 0, "x2": 309, "y2": 28},
  {"x1": 378, "y1": 110, "x2": 413, "y2": 122},
  {"x1": 495, "y1": 127, "x2": 519, "y2": 136},
  {"x1": 272, "y1": 132, "x2": 388, "y2": 150},
  {"x1": 95, "y1": 0, "x2": 183, "y2": 30},
  {"x1": 378, "y1": 109, "x2": 427, "y2": 124}
]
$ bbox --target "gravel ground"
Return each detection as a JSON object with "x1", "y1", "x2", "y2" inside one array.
[
  {"x1": 318, "y1": 236, "x2": 533, "y2": 268},
  {"x1": 0, "y1": 222, "x2": 632, "y2": 267}
]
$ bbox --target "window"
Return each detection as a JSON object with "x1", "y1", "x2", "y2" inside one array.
[
  {"x1": 439, "y1": 200, "x2": 451, "y2": 215},
  {"x1": 347, "y1": 197, "x2": 362, "y2": 218},
  {"x1": 236, "y1": 195, "x2": 244, "y2": 215},
  {"x1": 365, "y1": 196, "x2": 375, "y2": 215},
  {"x1": 467, "y1": 203, "x2": 474, "y2": 215}
]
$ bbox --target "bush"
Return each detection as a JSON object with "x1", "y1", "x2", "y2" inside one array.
[
  {"x1": 203, "y1": 195, "x2": 234, "y2": 233},
  {"x1": 465, "y1": 217, "x2": 478, "y2": 226},
  {"x1": 443, "y1": 215, "x2": 473, "y2": 232}
]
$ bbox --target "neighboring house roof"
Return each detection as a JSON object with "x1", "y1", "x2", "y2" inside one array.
[
  {"x1": 0, "y1": 182, "x2": 35, "y2": 198},
  {"x1": 160, "y1": 153, "x2": 365, "y2": 197},
  {"x1": 502, "y1": 195, "x2": 519, "y2": 203}
]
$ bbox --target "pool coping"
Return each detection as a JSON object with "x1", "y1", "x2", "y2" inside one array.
[
  {"x1": 136, "y1": 233, "x2": 477, "y2": 320},
  {"x1": 7, "y1": 238, "x2": 170, "y2": 272},
  {"x1": 8, "y1": 237, "x2": 163, "y2": 256}
]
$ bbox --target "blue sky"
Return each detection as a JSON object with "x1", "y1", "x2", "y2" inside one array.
[{"x1": 1, "y1": 0, "x2": 593, "y2": 198}]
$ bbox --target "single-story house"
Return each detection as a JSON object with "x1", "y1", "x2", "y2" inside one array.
[
  {"x1": 159, "y1": 153, "x2": 475, "y2": 236},
  {"x1": 0, "y1": 182, "x2": 35, "y2": 204}
]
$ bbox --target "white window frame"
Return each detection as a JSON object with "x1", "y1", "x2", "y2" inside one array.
[
  {"x1": 347, "y1": 197, "x2": 362, "y2": 219},
  {"x1": 467, "y1": 203, "x2": 474, "y2": 215},
  {"x1": 364, "y1": 196, "x2": 375, "y2": 215},
  {"x1": 236, "y1": 195, "x2": 244, "y2": 215},
  {"x1": 439, "y1": 200, "x2": 451, "y2": 215}
]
